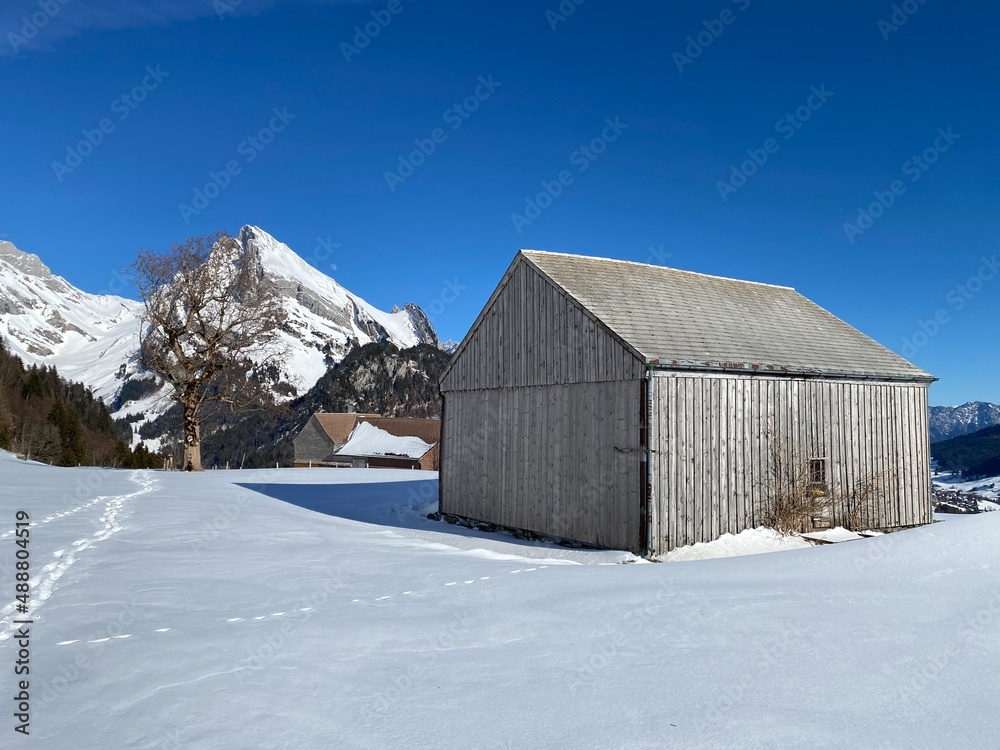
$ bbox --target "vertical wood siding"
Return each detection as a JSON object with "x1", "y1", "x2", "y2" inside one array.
[
  {"x1": 440, "y1": 259, "x2": 645, "y2": 392},
  {"x1": 441, "y1": 380, "x2": 643, "y2": 553},
  {"x1": 649, "y1": 372, "x2": 932, "y2": 554}
]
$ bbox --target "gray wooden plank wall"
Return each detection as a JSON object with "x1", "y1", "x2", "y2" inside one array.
[
  {"x1": 441, "y1": 380, "x2": 643, "y2": 553},
  {"x1": 648, "y1": 371, "x2": 932, "y2": 554}
]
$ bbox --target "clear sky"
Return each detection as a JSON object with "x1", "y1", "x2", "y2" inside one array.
[{"x1": 1, "y1": 0, "x2": 997, "y2": 406}]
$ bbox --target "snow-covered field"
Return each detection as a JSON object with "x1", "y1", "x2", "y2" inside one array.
[{"x1": 1, "y1": 451, "x2": 998, "y2": 749}]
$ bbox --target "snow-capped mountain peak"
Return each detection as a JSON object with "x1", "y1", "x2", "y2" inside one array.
[
  {"x1": 0, "y1": 239, "x2": 52, "y2": 278},
  {"x1": 0, "y1": 228, "x2": 440, "y2": 445},
  {"x1": 236, "y1": 225, "x2": 438, "y2": 393}
]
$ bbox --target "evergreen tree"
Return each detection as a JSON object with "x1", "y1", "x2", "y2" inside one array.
[
  {"x1": 21, "y1": 366, "x2": 47, "y2": 400},
  {"x1": 48, "y1": 400, "x2": 87, "y2": 466}
]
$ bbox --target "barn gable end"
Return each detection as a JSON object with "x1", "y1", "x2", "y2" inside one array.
[
  {"x1": 440, "y1": 255, "x2": 646, "y2": 392},
  {"x1": 292, "y1": 415, "x2": 340, "y2": 465},
  {"x1": 440, "y1": 254, "x2": 646, "y2": 551}
]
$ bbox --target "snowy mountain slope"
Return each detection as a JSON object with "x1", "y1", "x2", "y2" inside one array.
[
  {"x1": 0, "y1": 229, "x2": 439, "y2": 433},
  {"x1": 0, "y1": 239, "x2": 142, "y2": 407},
  {"x1": 929, "y1": 401, "x2": 1000, "y2": 443},
  {"x1": 1, "y1": 455, "x2": 999, "y2": 748}
]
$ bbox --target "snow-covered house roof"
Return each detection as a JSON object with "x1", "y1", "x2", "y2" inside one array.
[
  {"x1": 357, "y1": 417, "x2": 441, "y2": 447},
  {"x1": 335, "y1": 421, "x2": 434, "y2": 460}
]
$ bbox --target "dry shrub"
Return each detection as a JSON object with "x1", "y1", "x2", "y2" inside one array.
[
  {"x1": 835, "y1": 470, "x2": 895, "y2": 531},
  {"x1": 755, "y1": 433, "x2": 833, "y2": 535},
  {"x1": 756, "y1": 431, "x2": 896, "y2": 534}
]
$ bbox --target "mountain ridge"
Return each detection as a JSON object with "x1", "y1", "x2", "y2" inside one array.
[{"x1": 929, "y1": 401, "x2": 1000, "y2": 443}]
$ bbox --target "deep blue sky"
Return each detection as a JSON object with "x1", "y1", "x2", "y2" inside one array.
[{"x1": 1, "y1": 0, "x2": 997, "y2": 405}]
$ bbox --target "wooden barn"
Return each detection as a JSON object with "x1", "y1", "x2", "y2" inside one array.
[{"x1": 438, "y1": 250, "x2": 935, "y2": 555}]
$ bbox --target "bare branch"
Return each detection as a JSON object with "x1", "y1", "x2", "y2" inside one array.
[{"x1": 129, "y1": 233, "x2": 287, "y2": 470}]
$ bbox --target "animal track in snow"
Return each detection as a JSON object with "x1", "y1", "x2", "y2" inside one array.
[
  {"x1": 51, "y1": 561, "x2": 553, "y2": 648},
  {"x1": 56, "y1": 604, "x2": 318, "y2": 650},
  {"x1": 350, "y1": 563, "x2": 551, "y2": 606}
]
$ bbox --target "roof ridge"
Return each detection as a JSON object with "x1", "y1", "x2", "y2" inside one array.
[
  {"x1": 513, "y1": 249, "x2": 932, "y2": 382},
  {"x1": 520, "y1": 249, "x2": 795, "y2": 291}
]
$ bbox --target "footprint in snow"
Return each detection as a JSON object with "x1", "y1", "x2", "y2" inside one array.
[{"x1": 0, "y1": 496, "x2": 109, "y2": 539}]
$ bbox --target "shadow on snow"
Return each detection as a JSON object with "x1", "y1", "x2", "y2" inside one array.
[
  {"x1": 235, "y1": 478, "x2": 565, "y2": 552},
  {"x1": 236, "y1": 479, "x2": 438, "y2": 527}
]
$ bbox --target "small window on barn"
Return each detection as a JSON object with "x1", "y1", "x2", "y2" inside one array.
[{"x1": 808, "y1": 458, "x2": 828, "y2": 495}]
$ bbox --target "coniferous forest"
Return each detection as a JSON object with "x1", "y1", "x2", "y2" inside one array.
[{"x1": 0, "y1": 337, "x2": 162, "y2": 468}]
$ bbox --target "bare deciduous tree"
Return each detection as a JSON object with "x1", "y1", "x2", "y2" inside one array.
[{"x1": 131, "y1": 233, "x2": 286, "y2": 471}]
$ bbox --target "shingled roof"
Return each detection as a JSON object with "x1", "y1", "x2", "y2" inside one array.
[{"x1": 520, "y1": 250, "x2": 933, "y2": 382}]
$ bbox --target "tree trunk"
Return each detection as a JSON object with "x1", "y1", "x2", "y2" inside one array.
[{"x1": 182, "y1": 405, "x2": 203, "y2": 471}]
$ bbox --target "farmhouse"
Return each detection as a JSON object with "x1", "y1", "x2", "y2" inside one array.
[
  {"x1": 439, "y1": 250, "x2": 936, "y2": 555},
  {"x1": 293, "y1": 412, "x2": 379, "y2": 466},
  {"x1": 293, "y1": 413, "x2": 440, "y2": 470}
]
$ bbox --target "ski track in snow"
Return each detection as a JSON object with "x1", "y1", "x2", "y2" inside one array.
[
  {"x1": 0, "y1": 471, "x2": 157, "y2": 642},
  {"x1": 51, "y1": 565, "x2": 550, "y2": 649}
]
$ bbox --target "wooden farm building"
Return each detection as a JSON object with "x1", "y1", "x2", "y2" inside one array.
[
  {"x1": 293, "y1": 414, "x2": 440, "y2": 470},
  {"x1": 438, "y1": 250, "x2": 935, "y2": 555},
  {"x1": 293, "y1": 412, "x2": 378, "y2": 465}
]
